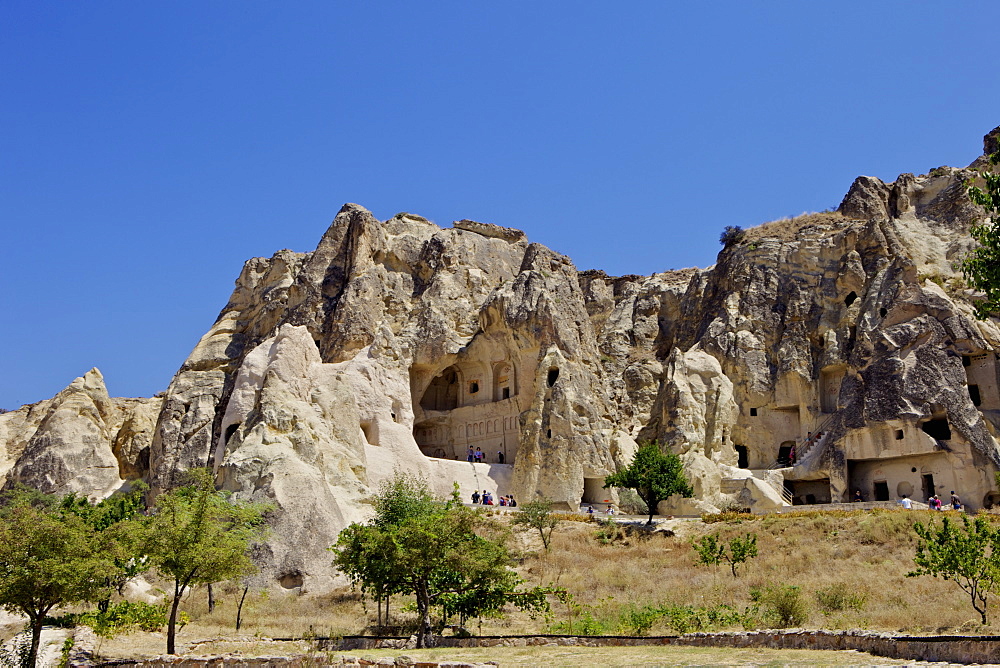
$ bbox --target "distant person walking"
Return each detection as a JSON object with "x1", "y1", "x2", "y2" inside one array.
[
  {"x1": 467, "y1": 447, "x2": 474, "y2": 463},
  {"x1": 950, "y1": 491, "x2": 962, "y2": 510},
  {"x1": 497, "y1": 450, "x2": 505, "y2": 464},
  {"x1": 899, "y1": 495, "x2": 912, "y2": 509},
  {"x1": 471, "y1": 490, "x2": 480, "y2": 504}
]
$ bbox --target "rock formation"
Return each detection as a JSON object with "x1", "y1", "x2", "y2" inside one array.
[{"x1": 3, "y1": 127, "x2": 1000, "y2": 591}]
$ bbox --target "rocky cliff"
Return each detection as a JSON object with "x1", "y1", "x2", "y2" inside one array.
[{"x1": 3, "y1": 128, "x2": 1000, "y2": 592}]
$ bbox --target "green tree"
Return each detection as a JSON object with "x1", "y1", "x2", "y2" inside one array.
[
  {"x1": 962, "y1": 149, "x2": 1000, "y2": 319},
  {"x1": 604, "y1": 441, "x2": 693, "y2": 525},
  {"x1": 692, "y1": 532, "x2": 758, "y2": 577},
  {"x1": 144, "y1": 469, "x2": 269, "y2": 654},
  {"x1": 332, "y1": 474, "x2": 547, "y2": 648},
  {"x1": 60, "y1": 483, "x2": 150, "y2": 611},
  {"x1": 908, "y1": 515, "x2": 1000, "y2": 625},
  {"x1": 511, "y1": 500, "x2": 560, "y2": 551},
  {"x1": 0, "y1": 490, "x2": 117, "y2": 667}
]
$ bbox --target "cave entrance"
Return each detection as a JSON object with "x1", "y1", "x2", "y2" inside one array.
[
  {"x1": 921, "y1": 417, "x2": 951, "y2": 441},
  {"x1": 735, "y1": 445, "x2": 749, "y2": 469},
  {"x1": 777, "y1": 441, "x2": 794, "y2": 467},
  {"x1": 420, "y1": 365, "x2": 462, "y2": 411},
  {"x1": 922, "y1": 473, "x2": 935, "y2": 502},
  {"x1": 582, "y1": 477, "x2": 609, "y2": 506},
  {"x1": 873, "y1": 480, "x2": 890, "y2": 502}
]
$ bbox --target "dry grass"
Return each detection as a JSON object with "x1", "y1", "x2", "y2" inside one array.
[
  {"x1": 741, "y1": 211, "x2": 855, "y2": 243},
  {"x1": 91, "y1": 509, "x2": 997, "y2": 662}
]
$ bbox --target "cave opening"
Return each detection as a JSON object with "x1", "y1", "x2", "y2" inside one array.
[
  {"x1": 921, "y1": 417, "x2": 952, "y2": 441},
  {"x1": 735, "y1": 445, "x2": 749, "y2": 469},
  {"x1": 420, "y1": 365, "x2": 461, "y2": 411},
  {"x1": 547, "y1": 367, "x2": 560, "y2": 387},
  {"x1": 844, "y1": 291, "x2": 858, "y2": 307}
]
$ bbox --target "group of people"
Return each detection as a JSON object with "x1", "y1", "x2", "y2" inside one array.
[
  {"x1": 467, "y1": 446, "x2": 505, "y2": 464},
  {"x1": 853, "y1": 489, "x2": 964, "y2": 511},
  {"x1": 470, "y1": 490, "x2": 516, "y2": 507},
  {"x1": 926, "y1": 492, "x2": 962, "y2": 511},
  {"x1": 586, "y1": 504, "x2": 615, "y2": 515}
]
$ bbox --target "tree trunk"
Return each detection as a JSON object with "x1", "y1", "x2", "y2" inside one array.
[
  {"x1": 207, "y1": 583, "x2": 215, "y2": 613},
  {"x1": 235, "y1": 585, "x2": 249, "y2": 631},
  {"x1": 415, "y1": 579, "x2": 434, "y2": 648},
  {"x1": 28, "y1": 615, "x2": 43, "y2": 668},
  {"x1": 167, "y1": 580, "x2": 186, "y2": 654},
  {"x1": 644, "y1": 492, "x2": 656, "y2": 525}
]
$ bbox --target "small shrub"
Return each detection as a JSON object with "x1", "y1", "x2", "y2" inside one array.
[
  {"x1": 815, "y1": 587, "x2": 866, "y2": 614},
  {"x1": 549, "y1": 611, "x2": 609, "y2": 635},
  {"x1": 719, "y1": 225, "x2": 745, "y2": 246},
  {"x1": 594, "y1": 518, "x2": 627, "y2": 545},
  {"x1": 58, "y1": 601, "x2": 172, "y2": 638},
  {"x1": 618, "y1": 605, "x2": 660, "y2": 636},
  {"x1": 751, "y1": 585, "x2": 808, "y2": 628}
]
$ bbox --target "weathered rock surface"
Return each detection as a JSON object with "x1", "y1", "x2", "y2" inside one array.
[
  {"x1": 3, "y1": 132, "x2": 1000, "y2": 592},
  {"x1": 1, "y1": 369, "x2": 161, "y2": 499}
]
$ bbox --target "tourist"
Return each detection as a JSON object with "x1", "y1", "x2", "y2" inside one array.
[
  {"x1": 950, "y1": 491, "x2": 962, "y2": 510},
  {"x1": 899, "y1": 495, "x2": 912, "y2": 509},
  {"x1": 467, "y1": 447, "x2": 474, "y2": 463},
  {"x1": 497, "y1": 450, "x2": 505, "y2": 464},
  {"x1": 587, "y1": 504, "x2": 595, "y2": 514},
  {"x1": 471, "y1": 490, "x2": 480, "y2": 504},
  {"x1": 481, "y1": 490, "x2": 488, "y2": 505},
  {"x1": 475, "y1": 446, "x2": 483, "y2": 463},
  {"x1": 853, "y1": 490, "x2": 864, "y2": 503},
  {"x1": 934, "y1": 494, "x2": 944, "y2": 511},
  {"x1": 508, "y1": 495, "x2": 517, "y2": 507},
  {"x1": 498, "y1": 496, "x2": 507, "y2": 507}
]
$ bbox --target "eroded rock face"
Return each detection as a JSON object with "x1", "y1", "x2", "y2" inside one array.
[
  {"x1": 4, "y1": 133, "x2": 1000, "y2": 592},
  {"x1": 1, "y1": 369, "x2": 161, "y2": 500}
]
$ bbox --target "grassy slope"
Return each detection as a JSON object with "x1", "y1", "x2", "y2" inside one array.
[{"x1": 95, "y1": 508, "x2": 994, "y2": 659}]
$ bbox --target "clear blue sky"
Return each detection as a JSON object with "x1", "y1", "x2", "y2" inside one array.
[{"x1": 2, "y1": 1, "x2": 999, "y2": 409}]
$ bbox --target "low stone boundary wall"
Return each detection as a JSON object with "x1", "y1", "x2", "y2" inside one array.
[
  {"x1": 678, "y1": 630, "x2": 1000, "y2": 665},
  {"x1": 330, "y1": 630, "x2": 1000, "y2": 664},
  {"x1": 80, "y1": 629, "x2": 1000, "y2": 666}
]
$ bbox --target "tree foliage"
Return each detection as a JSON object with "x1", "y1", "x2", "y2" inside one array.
[
  {"x1": 604, "y1": 441, "x2": 693, "y2": 525},
  {"x1": 332, "y1": 474, "x2": 548, "y2": 648},
  {"x1": 719, "y1": 225, "x2": 745, "y2": 247},
  {"x1": 144, "y1": 469, "x2": 269, "y2": 654},
  {"x1": 0, "y1": 489, "x2": 118, "y2": 667},
  {"x1": 908, "y1": 515, "x2": 1000, "y2": 624},
  {"x1": 962, "y1": 150, "x2": 1000, "y2": 319},
  {"x1": 511, "y1": 500, "x2": 560, "y2": 551},
  {"x1": 692, "y1": 532, "x2": 758, "y2": 577},
  {"x1": 61, "y1": 484, "x2": 150, "y2": 608}
]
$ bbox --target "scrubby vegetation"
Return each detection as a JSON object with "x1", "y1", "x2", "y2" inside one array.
[{"x1": 8, "y1": 501, "x2": 1000, "y2": 663}]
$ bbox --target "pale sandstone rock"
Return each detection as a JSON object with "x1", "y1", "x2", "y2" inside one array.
[
  {"x1": 2, "y1": 369, "x2": 126, "y2": 500},
  {"x1": 4, "y1": 134, "x2": 1000, "y2": 592},
  {"x1": 214, "y1": 325, "x2": 370, "y2": 591}
]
